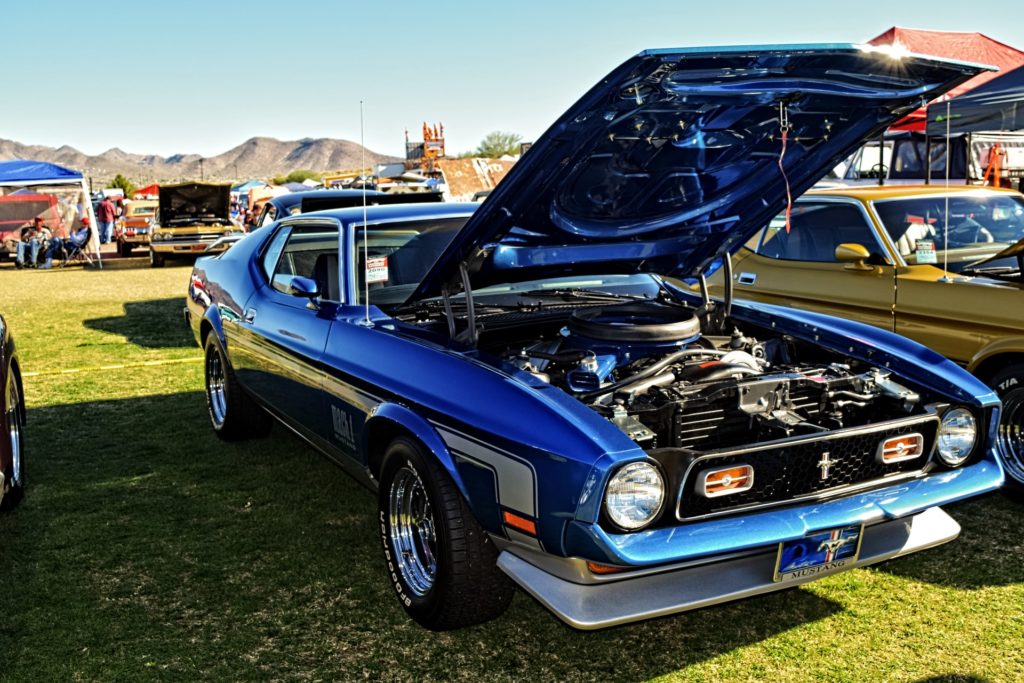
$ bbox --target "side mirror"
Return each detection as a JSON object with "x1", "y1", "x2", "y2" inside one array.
[
  {"x1": 835, "y1": 243, "x2": 874, "y2": 271},
  {"x1": 287, "y1": 276, "x2": 321, "y2": 305}
]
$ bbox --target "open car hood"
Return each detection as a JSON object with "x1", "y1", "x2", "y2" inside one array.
[
  {"x1": 159, "y1": 183, "x2": 231, "y2": 224},
  {"x1": 407, "y1": 44, "x2": 987, "y2": 303}
]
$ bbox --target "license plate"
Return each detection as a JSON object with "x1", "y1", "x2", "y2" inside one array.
[{"x1": 773, "y1": 524, "x2": 863, "y2": 583}]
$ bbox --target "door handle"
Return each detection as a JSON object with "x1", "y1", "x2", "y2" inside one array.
[
  {"x1": 737, "y1": 272, "x2": 757, "y2": 285},
  {"x1": 243, "y1": 308, "x2": 257, "y2": 324}
]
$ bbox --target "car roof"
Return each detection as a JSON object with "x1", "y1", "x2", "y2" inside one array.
[
  {"x1": 289, "y1": 201, "x2": 477, "y2": 225},
  {"x1": 806, "y1": 184, "x2": 1023, "y2": 201}
]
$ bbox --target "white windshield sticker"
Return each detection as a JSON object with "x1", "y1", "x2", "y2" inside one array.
[
  {"x1": 915, "y1": 239, "x2": 937, "y2": 264},
  {"x1": 366, "y1": 256, "x2": 389, "y2": 284}
]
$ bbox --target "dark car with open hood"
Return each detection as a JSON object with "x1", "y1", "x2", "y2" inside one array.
[
  {"x1": 1, "y1": 314, "x2": 25, "y2": 511},
  {"x1": 186, "y1": 44, "x2": 1005, "y2": 631},
  {"x1": 149, "y1": 183, "x2": 243, "y2": 267}
]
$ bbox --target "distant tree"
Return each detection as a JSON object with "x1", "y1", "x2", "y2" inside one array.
[
  {"x1": 475, "y1": 131, "x2": 523, "y2": 159},
  {"x1": 271, "y1": 169, "x2": 322, "y2": 186},
  {"x1": 107, "y1": 174, "x2": 136, "y2": 197}
]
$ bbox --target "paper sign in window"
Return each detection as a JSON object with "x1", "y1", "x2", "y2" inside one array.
[
  {"x1": 915, "y1": 239, "x2": 937, "y2": 264},
  {"x1": 366, "y1": 257, "x2": 389, "y2": 284}
]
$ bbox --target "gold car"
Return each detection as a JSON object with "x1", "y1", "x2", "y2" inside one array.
[
  {"x1": 149, "y1": 183, "x2": 242, "y2": 267},
  {"x1": 710, "y1": 185, "x2": 1024, "y2": 493}
]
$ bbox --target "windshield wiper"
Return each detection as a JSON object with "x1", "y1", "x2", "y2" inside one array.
[{"x1": 517, "y1": 287, "x2": 650, "y2": 302}]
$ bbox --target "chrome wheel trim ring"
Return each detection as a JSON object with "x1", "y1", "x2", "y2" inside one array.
[
  {"x1": 997, "y1": 387, "x2": 1024, "y2": 485},
  {"x1": 205, "y1": 346, "x2": 227, "y2": 428},
  {"x1": 388, "y1": 464, "x2": 438, "y2": 597},
  {"x1": 7, "y1": 378, "x2": 21, "y2": 487}
]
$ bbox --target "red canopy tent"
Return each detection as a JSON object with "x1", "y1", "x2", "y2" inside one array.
[
  {"x1": 868, "y1": 27, "x2": 1024, "y2": 131},
  {"x1": 132, "y1": 183, "x2": 159, "y2": 200}
]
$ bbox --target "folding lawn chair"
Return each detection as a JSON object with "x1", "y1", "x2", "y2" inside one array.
[{"x1": 60, "y1": 228, "x2": 95, "y2": 268}]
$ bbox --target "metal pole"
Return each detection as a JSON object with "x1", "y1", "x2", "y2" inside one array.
[
  {"x1": 924, "y1": 134, "x2": 931, "y2": 185},
  {"x1": 878, "y1": 134, "x2": 884, "y2": 186}
]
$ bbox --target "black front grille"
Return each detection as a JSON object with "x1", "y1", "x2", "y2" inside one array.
[{"x1": 677, "y1": 419, "x2": 938, "y2": 520}]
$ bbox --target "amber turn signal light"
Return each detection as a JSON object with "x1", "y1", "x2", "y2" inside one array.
[
  {"x1": 696, "y1": 464, "x2": 754, "y2": 498},
  {"x1": 586, "y1": 561, "x2": 627, "y2": 575},
  {"x1": 876, "y1": 433, "x2": 924, "y2": 464},
  {"x1": 502, "y1": 511, "x2": 537, "y2": 536}
]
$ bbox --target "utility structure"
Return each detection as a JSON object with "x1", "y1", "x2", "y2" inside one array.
[{"x1": 405, "y1": 122, "x2": 445, "y2": 173}]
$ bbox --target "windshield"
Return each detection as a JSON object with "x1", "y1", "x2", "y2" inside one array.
[
  {"x1": 873, "y1": 193, "x2": 1024, "y2": 270},
  {"x1": 355, "y1": 218, "x2": 467, "y2": 306}
]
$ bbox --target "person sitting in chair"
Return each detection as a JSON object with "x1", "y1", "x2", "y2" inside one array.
[
  {"x1": 39, "y1": 217, "x2": 91, "y2": 269},
  {"x1": 15, "y1": 216, "x2": 51, "y2": 268}
]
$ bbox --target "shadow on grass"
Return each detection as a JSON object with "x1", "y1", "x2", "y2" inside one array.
[
  {"x1": 871, "y1": 493, "x2": 1024, "y2": 589},
  {"x1": 0, "y1": 391, "x2": 847, "y2": 681},
  {"x1": 83, "y1": 298, "x2": 194, "y2": 349}
]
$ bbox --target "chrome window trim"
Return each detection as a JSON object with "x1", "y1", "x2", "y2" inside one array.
[
  {"x1": 273, "y1": 216, "x2": 346, "y2": 304},
  {"x1": 674, "y1": 412, "x2": 940, "y2": 523}
]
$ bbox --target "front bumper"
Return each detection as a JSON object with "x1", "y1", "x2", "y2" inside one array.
[
  {"x1": 151, "y1": 240, "x2": 230, "y2": 255},
  {"x1": 500, "y1": 506, "x2": 958, "y2": 630}
]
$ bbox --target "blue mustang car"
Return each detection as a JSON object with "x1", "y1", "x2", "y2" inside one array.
[{"x1": 186, "y1": 45, "x2": 1004, "y2": 630}]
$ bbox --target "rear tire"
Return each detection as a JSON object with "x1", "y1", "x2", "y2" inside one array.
[
  {"x1": 378, "y1": 436, "x2": 514, "y2": 630},
  {"x1": 989, "y1": 363, "x2": 1024, "y2": 499},
  {"x1": 2, "y1": 369, "x2": 25, "y2": 511},
  {"x1": 149, "y1": 249, "x2": 165, "y2": 268},
  {"x1": 203, "y1": 334, "x2": 271, "y2": 441}
]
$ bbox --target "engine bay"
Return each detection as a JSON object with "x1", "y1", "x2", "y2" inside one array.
[{"x1": 486, "y1": 300, "x2": 926, "y2": 451}]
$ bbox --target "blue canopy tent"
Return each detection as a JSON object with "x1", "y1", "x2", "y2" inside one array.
[
  {"x1": 0, "y1": 159, "x2": 100, "y2": 266},
  {"x1": 928, "y1": 64, "x2": 1024, "y2": 135}
]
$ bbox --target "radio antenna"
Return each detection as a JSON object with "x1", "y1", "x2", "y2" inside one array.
[{"x1": 359, "y1": 100, "x2": 372, "y2": 326}]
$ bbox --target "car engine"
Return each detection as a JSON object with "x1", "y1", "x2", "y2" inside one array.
[{"x1": 497, "y1": 301, "x2": 923, "y2": 449}]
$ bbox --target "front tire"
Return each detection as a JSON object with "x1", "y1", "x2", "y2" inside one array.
[
  {"x1": 378, "y1": 437, "x2": 514, "y2": 630},
  {"x1": 118, "y1": 242, "x2": 133, "y2": 257},
  {"x1": 2, "y1": 370, "x2": 25, "y2": 511},
  {"x1": 203, "y1": 334, "x2": 270, "y2": 441},
  {"x1": 149, "y1": 249, "x2": 165, "y2": 268},
  {"x1": 989, "y1": 363, "x2": 1024, "y2": 499}
]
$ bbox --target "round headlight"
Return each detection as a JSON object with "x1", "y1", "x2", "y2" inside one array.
[
  {"x1": 937, "y1": 408, "x2": 977, "y2": 467},
  {"x1": 603, "y1": 462, "x2": 665, "y2": 531}
]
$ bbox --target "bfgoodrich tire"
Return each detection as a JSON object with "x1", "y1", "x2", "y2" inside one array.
[
  {"x1": 378, "y1": 436, "x2": 514, "y2": 630},
  {"x1": 1, "y1": 369, "x2": 25, "y2": 511},
  {"x1": 989, "y1": 363, "x2": 1024, "y2": 499},
  {"x1": 203, "y1": 334, "x2": 271, "y2": 441}
]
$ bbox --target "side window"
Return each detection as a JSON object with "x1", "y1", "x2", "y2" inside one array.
[
  {"x1": 258, "y1": 204, "x2": 276, "y2": 228},
  {"x1": 756, "y1": 203, "x2": 883, "y2": 263},
  {"x1": 261, "y1": 226, "x2": 291, "y2": 281},
  {"x1": 269, "y1": 224, "x2": 341, "y2": 301}
]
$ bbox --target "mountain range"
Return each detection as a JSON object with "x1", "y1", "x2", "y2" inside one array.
[{"x1": 0, "y1": 136, "x2": 400, "y2": 184}]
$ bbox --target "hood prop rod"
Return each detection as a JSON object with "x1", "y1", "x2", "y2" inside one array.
[{"x1": 457, "y1": 261, "x2": 478, "y2": 347}]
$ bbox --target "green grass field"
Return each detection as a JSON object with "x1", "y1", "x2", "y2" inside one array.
[{"x1": 0, "y1": 263, "x2": 1022, "y2": 682}]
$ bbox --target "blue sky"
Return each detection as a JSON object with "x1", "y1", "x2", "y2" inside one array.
[{"x1": 4, "y1": 0, "x2": 1023, "y2": 159}]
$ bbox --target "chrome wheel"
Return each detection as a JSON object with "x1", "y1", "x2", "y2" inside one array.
[
  {"x1": 205, "y1": 345, "x2": 227, "y2": 428},
  {"x1": 997, "y1": 388, "x2": 1024, "y2": 485},
  {"x1": 387, "y1": 464, "x2": 438, "y2": 597},
  {"x1": 7, "y1": 378, "x2": 21, "y2": 488}
]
